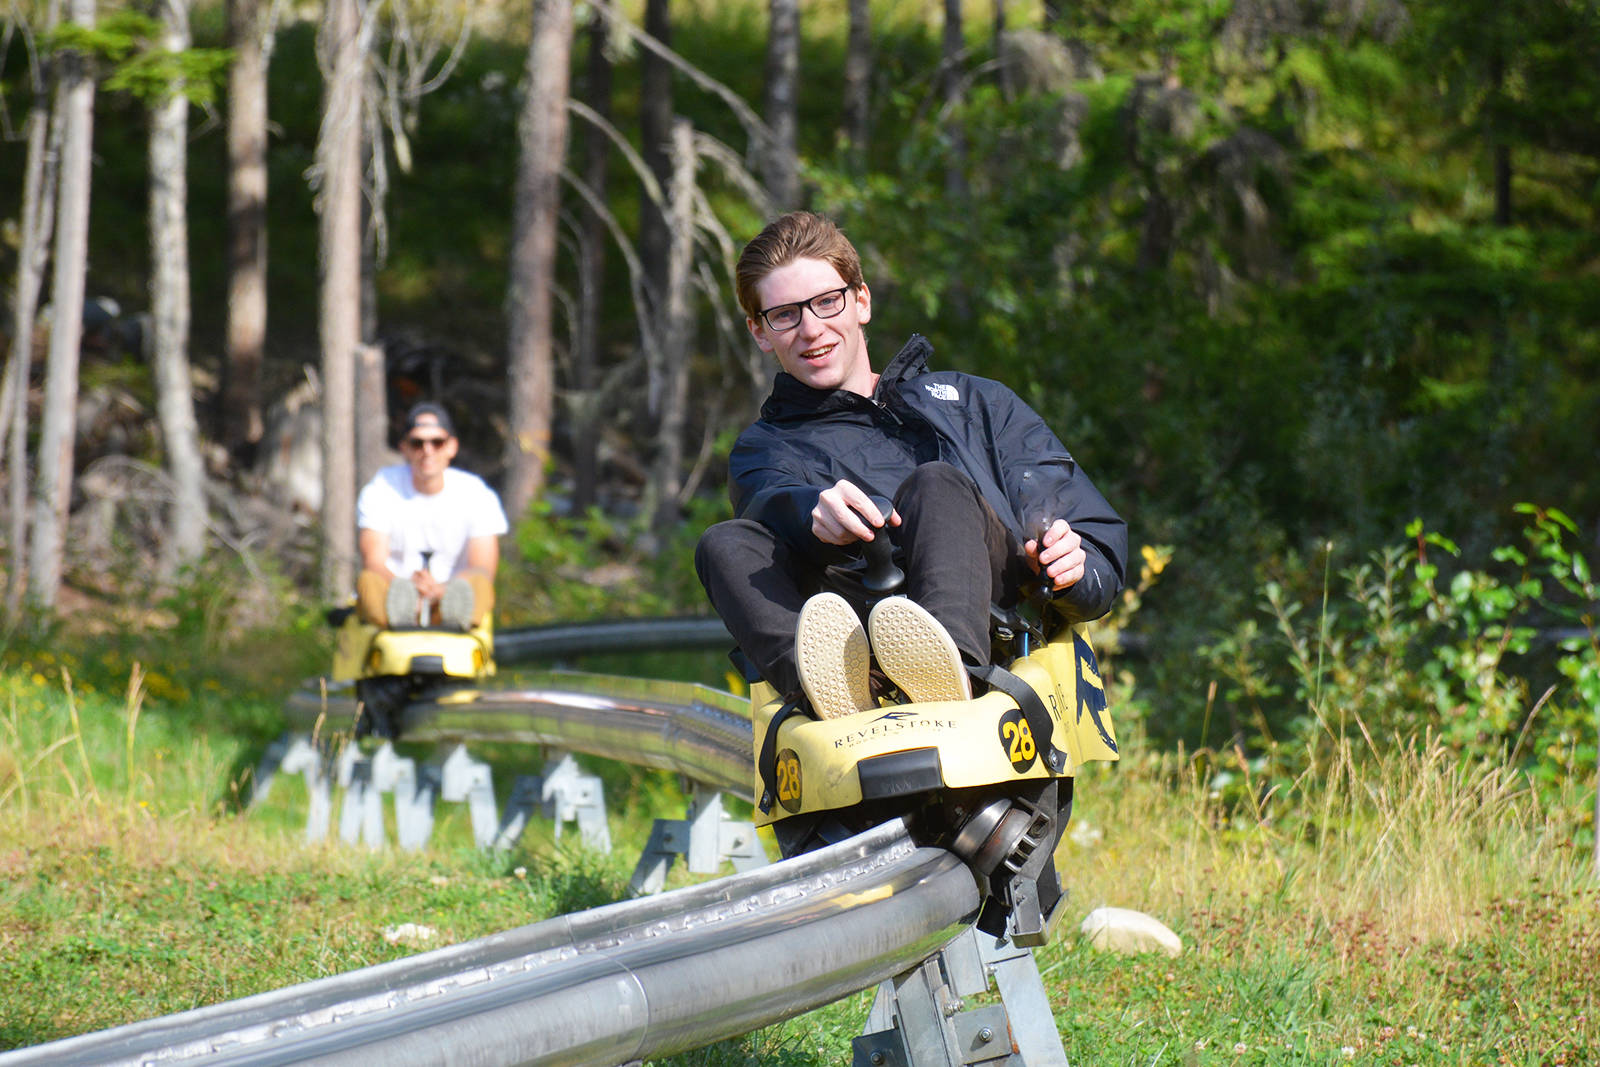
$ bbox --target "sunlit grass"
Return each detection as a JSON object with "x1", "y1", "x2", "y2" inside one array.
[
  {"x1": 4, "y1": 658, "x2": 1597, "y2": 1063},
  {"x1": 1053, "y1": 725, "x2": 1599, "y2": 1064}
]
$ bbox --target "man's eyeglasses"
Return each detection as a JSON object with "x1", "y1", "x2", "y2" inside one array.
[
  {"x1": 405, "y1": 435, "x2": 450, "y2": 450},
  {"x1": 756, "y1": 287, "x2": 852, "y2": 332}
]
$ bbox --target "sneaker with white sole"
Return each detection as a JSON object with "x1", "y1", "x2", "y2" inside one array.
[
  {"x1": 795, "y1": 592, "x2": 876, "y2": 719},
  {"x1": 385, "y1": 578, "x2": 422, "y2": 628},
  {"x1": 867, "y1": 596, "x2": 972, "y2": 704},
  {"x1": 439, "y1": 577, "x2": 475, "y2": 631}
]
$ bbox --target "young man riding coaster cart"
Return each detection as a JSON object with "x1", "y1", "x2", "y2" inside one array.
[{"x1": 697, "y1": 212, "x2": 1128, "y2": 944}]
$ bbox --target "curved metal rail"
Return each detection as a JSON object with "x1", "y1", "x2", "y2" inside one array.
[
  {"x1": 2, "y1": 621, "x2": 1067, "y2": 1065},
  {"x1": 284, "y1": 670, "x2": 756, "y2": 800},
  {"x1": 0, "y1": 821, "x2": 980, "y2": 1066},
  {"x1": 491, "y1": 617, "x2": 732, "y2": 663}
]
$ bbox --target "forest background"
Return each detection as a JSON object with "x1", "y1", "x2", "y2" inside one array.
[
  {"x1": 3, "y1": 0, "x2": 1596, "y2": 761},
  {"x1": 3, "y1": 0, "x2": 1600, "y2": 1059}
]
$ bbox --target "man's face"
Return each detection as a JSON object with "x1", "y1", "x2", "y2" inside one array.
[
  {"x1": 747, "y1": 257, "x2": 873, "y2": 396},
  {"x1": 402, "y1": 417, "x2": 457, "y2": 482}
]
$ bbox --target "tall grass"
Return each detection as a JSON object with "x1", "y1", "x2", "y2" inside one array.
[{"x1": 5, "y1": 507, "x2": 1597, "y2": 1061}]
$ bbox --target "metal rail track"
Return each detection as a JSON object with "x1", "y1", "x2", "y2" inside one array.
[
  {"x1": 2, "y1": 621, "x2": 1066, "y2": 1065},
  {"x1": 0, "y1": 821, "x2": 979, "y2": 1066},
  {"x1": 283, "y1": 670, "x2": 757, "y2": 800}
]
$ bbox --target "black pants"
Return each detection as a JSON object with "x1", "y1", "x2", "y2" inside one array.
[{"x1": 695, "y1": 462, "x2": 1031, "y2": 699}]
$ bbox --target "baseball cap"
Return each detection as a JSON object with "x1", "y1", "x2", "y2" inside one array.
[{"x1": 403, "y1": 402, "x2": 455, "y2": 437}]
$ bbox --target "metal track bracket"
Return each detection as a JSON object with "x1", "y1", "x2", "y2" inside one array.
[
  {"x1": 629, "y1": 786, "x2": 768, "y2": 895},
  {"x1": 854, "y1": 926, "x2": 1067, "y2": 1066}
]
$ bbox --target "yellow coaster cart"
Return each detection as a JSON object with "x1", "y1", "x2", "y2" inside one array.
[{"x1": 747, "y1": 532, "x2": 1119, "y2": 946}]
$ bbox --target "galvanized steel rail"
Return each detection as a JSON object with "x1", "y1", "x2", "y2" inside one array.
[
  {"x1": 0, "y1": 820, "x2": 979, "y2": 1066},
  {"x1": 0, "y1": 622, "x2": 1012, "y2": 1066},
  {"x1": 283, "y1": 669, "x2": 757, "y2": 800}
]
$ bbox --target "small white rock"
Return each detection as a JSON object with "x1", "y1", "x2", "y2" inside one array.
[
  {"x1": 383, "y1": 923, "x2": 438, "y2": 946},
  {"x1": 1079, "y1": 906, "x2": 1182, "y2": 957}
]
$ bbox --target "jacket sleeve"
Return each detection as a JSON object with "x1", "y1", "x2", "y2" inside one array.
[
  {"x1": 728, "y1": 430, "x2": 825, "y2": 553},
  {"x1": 990, "y1": 388, "x2": 1128, "y2": 623}
]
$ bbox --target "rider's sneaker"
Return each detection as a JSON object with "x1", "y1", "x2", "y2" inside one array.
[
  {"x1": 385, "y1": 578, "x2": 422, "y2": 629},
  {"x1": 867, "y1": 596, "x2": 972, "y2": 704},
  {"x1": 796, "y1": 592, "x2": 876, "y2": 719},
  {"x1": 439, "y1": 578, "x2": 475, "y2": 631}
]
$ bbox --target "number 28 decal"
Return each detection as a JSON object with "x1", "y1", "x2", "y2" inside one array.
[
  {"x1": 775, "y1": 748, "x2": 803, "y2": 813},
  {"x1": 997, "y1": 709, "x2": 1037, "y2": 772}
]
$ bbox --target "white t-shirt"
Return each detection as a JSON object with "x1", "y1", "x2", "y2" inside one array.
[{"x1": 356, "y1": 464, "x2": 509, "y2": 580}]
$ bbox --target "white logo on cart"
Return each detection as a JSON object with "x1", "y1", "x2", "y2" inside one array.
[{"x1": 925, "y1": 382, "x2": 960, "y2": 401}]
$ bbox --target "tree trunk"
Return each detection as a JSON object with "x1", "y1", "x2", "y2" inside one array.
[
  {"x1": 4, "y1": 0, "x2": 62, "y2": 619},
  {"x1": 504, "y1": 0, "x2": 574, "y2": 522},
  {"x1": 651, "y1": 117, "x2": 695, "y2": 534},
  {"x1": 317, "y1": 0, "x2": 364, "y2": 597},
  {"x1": 149, "y1": 0, "x2": 207, "y2": 573},
  {"x1": 355, "y1": 342, "x2": 387, "y2": 487},
  {"x1": 762, "y1": 0, "x2": 800, "y2": 208},
  {"x1": 638, "y1": 0, "x2": 674, "y2": 317},
  {"x1": 572, "y1": 8, "x2": 614, "y2": 514},
  {"x1": 1489, "y1": 50, "x2": 1513, "y2": 227},
  {"x1": 223, "y1": 0, "x2": 269, "y2": 460},
  {"x1": 993, "y1": 0, "x2": 1010, "y2": 95},
  {"x1": 843, "y1": 0, "x2": 870, "y2": 167},
  {"x1": 942, "y1": 0, "x2": 971, "y2": 321},
  {"x1": 1043, "y1": 1, "x2": 1066, "y2": 31},
  {"x1": 28, "y1": 0, "x2": 96, "y2": 611},
  {"x1": 844, "y1": 0, "x2": 870, "y2": 167}
]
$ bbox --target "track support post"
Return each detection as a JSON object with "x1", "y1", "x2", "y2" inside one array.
[
  {"x1": 853, "y1": 926, "x2": 1067, "y2": 1066},
  {"x1": 440, "y1": 744, "x2": 499, "y2": 847},
  {"x1": 628, "y1": 786, "x2": 768, "y2": 895},
  {"x1": 540, "y1": 751, "x2": 612, "y2": 851}
]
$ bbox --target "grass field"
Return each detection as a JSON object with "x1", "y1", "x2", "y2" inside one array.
[{"x1": 2, "y1": 652, "x2": 1597, "y2": 1065}]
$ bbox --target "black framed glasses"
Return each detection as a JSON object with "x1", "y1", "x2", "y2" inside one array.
[
  {"x1": 756, "y1": 287, "x2": 852, "y2": 332},
  {"x1": 405, "y1": 434, "x2": 450, "y2": 450}
]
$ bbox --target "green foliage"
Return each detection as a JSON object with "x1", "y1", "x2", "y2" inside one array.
[
  {"x1": 4, "y1": 0, "x2": 1598, "y2": 756},
  {"x1": 1201, "y1": 506, "x2": 1598, "y2": 811},
  {"x1": 48, "y1": 12, "x2": 230, "y2": 105},
  {"x1": 504, "y1": 494, "x2": 727, "y2": 624}
]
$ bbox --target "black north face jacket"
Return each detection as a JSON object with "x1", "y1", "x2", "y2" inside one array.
[{"x1": 729, "y1": 334, "x2": 1128, "y2": 623}]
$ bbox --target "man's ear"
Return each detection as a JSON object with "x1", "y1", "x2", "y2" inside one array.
[
  {"x1": 855, "y1": 283, "x2": 872, "y2": 325},
  {"x1": 747, "y1": 316, "x2": 774, "y2": 353}
]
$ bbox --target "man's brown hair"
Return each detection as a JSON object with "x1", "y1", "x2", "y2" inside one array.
[{"x1": 735, "y1": 211, "x2": 864, "y2": 320}]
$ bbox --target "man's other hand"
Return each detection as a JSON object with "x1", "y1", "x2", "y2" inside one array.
[
  {"x1": 812, "y1": 479, "x2": 901, "y2": 545},
  {"x1": 1026, "y1": 519, "x2": 1085, "y2": 591}
]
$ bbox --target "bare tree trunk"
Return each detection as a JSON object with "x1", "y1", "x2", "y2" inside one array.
[
  {"x1": 317, "y1": 0, "x2": 364, "y2": 597},
  {"x1": 650, "y1": 118, "x2": 694, "y2": 534},
  {"x1": 572, "y1": 7, "x2": 613, "y2": 514},
  {"x1": 993, "y1": 0, "x2": 1010, "y2": 95},
  {"x1": 504, "y1": 0, "x2": 574, "y2": 522},
  {"x1": 843, "y1": 0, "x2": 870, "y2": 168},
  {"x1": 4, "y1": 0, "x2": 62, "y2": 620},
  {"x1": 29, "y1": 0, "x2": 96, "y2": 611},
  {"x1": 1489, "y1": 50, "x2": 1512, "y2": 228},
  {"x1": 223, "y1": 0, "x2": 269, "y2": 460},
  {"x1": 638, "y1": 0, "x2": 674, "y2": 317},
  {"x1": 942, "y1": 0, "x2": 971, "y2": 322},
  {"x1": 354, "y1": 342, "x2": 387, "y2": 486},
  {"x1": 360, "y1": 67, "x2": 380, "y2": 344},
  {"x1": 149, "y1": 0, "x2": 207, "y2": 573},
  {"x1": 762, "y1": 0, "x2": 800, "y2": 208}
]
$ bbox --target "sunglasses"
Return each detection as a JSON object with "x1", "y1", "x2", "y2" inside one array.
[{"x1": 405, "y1": 435, "x2": 451, "y2": 450}]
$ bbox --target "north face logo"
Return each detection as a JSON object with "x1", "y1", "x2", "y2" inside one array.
[{"x1": 925, "y1": 383, "x2": 960, "y2": 401}]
